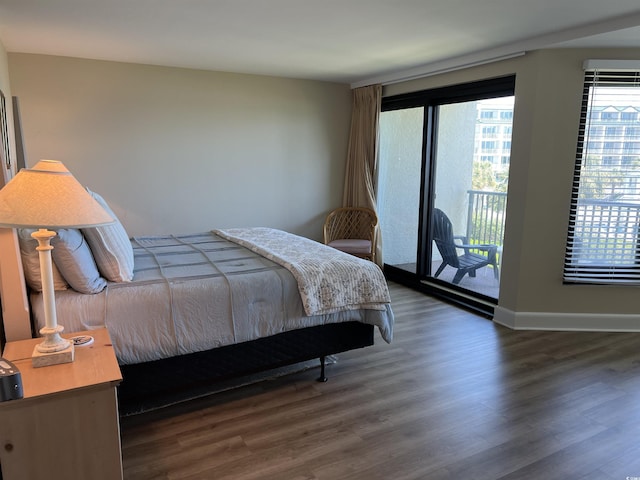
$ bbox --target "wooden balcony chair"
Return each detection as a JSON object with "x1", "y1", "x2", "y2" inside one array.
[
  {"x1": 323, "y1": 207, "x2": 377, "y2": 262},
  {"x1": 432, "y1": 208, "x2": 499, "y2": 284}
]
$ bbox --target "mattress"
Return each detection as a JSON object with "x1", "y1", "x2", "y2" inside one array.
[{"x1": 30, "y1": 232, "x2": 393, "y2": 365}]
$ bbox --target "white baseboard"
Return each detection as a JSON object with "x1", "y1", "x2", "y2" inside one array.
[{"x1": 493, "y1": 306, "x2": 640, "y2": 332}]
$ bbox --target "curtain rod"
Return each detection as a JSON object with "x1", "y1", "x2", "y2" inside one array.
[{"x1": 351, "y1": 52, "x2": 525, "y2": 89}]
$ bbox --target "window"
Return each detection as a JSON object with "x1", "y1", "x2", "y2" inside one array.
[
  {"x1": 605, "y1": 126, "x2": 623, "y2": 138},
  {"x1": 603, "y1": 142, "x2": 620, "y2": 153},
  {"x1": 626, "y1": 126, "x2": 640, "y2": 137},
  {"x1": 564, "y1": 65, "x2": 640, "y2": 284},
  {"x1": 602, "y1": 155, "x2": 619, "y2": 166},
  {"x1": 587, "y1": 140, "x2": 603, "y2": 151},
  {"x1": 624, "y1": 141, "x2": 640, "y2": 154},
  {"x1": 589, "y1": 125, "x2": 604, "y2": 137}
]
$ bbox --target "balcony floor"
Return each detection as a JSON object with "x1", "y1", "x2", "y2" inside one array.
[{"x1": 391, "y1": 261, "x2": 500, "y2": 299}]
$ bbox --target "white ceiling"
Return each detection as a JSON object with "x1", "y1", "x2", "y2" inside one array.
[{"x1": 1, "y1": 0, "x2": 639, "y2": 87}]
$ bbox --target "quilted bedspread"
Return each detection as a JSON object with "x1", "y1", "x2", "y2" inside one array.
[{"x1": 214, "y1": 227, "x2": 391, "y2": 316}]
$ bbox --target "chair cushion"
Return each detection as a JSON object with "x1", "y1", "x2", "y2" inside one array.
[{"x1": 328, "y1": 239, "x2": 372, "y2": 255}]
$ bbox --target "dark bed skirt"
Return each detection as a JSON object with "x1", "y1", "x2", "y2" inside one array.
[{"x1": 117, "y1": 321, "x2": 374, "y2": 415}]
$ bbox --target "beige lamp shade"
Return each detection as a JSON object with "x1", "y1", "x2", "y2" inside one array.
[{"x1": 0, "y1": 160, "x2": 114, "y2": 228}]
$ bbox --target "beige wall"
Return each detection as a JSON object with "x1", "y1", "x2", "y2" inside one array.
[
  {"x1": 386, "y1": 47, "x2": 640, "y2": 326},
  {"x1": 8, "y1": 54, "x2": 352, "y2": 240}
]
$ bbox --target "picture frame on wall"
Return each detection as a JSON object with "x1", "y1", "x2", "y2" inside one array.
[
  {"x1": 12, "y1": 96, "x2": 26, "y2": 171},
  {"x1": 0, "y1": 89, "x2": 10, "y2": 174}
]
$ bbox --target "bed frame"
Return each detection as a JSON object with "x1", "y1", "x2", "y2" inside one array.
[{"x1": 118, "y1": 321, "x2": 374, "y2": 415}]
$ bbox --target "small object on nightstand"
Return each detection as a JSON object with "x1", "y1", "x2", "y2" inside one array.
[{"x1": 71, "y1": 335, "x2": 94, "y2": 347}]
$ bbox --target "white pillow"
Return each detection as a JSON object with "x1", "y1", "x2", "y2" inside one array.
[
  {"x1": 17, "y1": 228, "x2": 69, "y2": 292},
  {"x1": 82, "y1": 188, "x2": 134, "y2": 283}
]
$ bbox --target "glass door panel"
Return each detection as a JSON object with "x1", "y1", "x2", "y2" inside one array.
[
  {"x1": 430, "y1": 97, "x2": 513, "y2": 299},
  {"x1": 378, "y1": 107, "x2": 423, "y2": 273}
]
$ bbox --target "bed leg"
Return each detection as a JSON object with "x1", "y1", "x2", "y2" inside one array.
[{"x1": 317, "y1": 355, "x2": 328, "y2": 382}]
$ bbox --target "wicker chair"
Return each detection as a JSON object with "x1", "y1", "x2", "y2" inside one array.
[{"x1": 323, "y1": 207, "x2": 378, "y2": 262}]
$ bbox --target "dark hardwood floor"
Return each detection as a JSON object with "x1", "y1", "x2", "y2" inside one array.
[{"x1": 120, "y1": 282, "x2": 640, "y2": 479}]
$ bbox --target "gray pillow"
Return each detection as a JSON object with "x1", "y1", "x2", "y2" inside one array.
[
  {"x1": 51, "y1": 228, "x2": 107, "y2": 294},
  {"x1": 17, "y1": 228, "x2": 69, "y2": 292}
]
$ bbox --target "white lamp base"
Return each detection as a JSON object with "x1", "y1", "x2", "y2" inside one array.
[
  {"x1": 31, "y1": 325, "x2": 75, "y2": 368},
  {"x1": 32, "y1": 343, "x2": 75, "y2": 367}
]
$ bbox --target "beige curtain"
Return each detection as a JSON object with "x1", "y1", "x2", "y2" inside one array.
[{"x1": 342, "y1": 84, "x2": 383, "y2": 265}]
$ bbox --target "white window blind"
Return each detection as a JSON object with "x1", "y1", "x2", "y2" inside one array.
[{"x1": 564, "y1": 63, "x2": 640, "y2": 284}]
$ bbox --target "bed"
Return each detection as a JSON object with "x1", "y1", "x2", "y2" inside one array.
[{"x1": 15, "y1": 205, "x2": 393, "y2": 414}]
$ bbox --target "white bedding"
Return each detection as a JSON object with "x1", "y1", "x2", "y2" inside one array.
[{"x1": 31, "y1": 231, "x2": 394, "y2": 365}]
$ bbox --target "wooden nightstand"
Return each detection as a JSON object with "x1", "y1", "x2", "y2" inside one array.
[{"x1": 0, "y1": 328, "x2": 123, "y2": 480}]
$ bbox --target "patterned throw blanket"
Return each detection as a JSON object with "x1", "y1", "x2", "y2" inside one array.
[{"x1": 214, "y1": 227, "x2": 391, "y2": 317}]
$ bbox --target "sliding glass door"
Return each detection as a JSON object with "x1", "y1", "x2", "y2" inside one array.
[
  {"x1": 379, "y1": 77, "x2": 514, "y2": 306},
  {"x1": 378, "y1": 107, "x2": 423, "y2": 273}
]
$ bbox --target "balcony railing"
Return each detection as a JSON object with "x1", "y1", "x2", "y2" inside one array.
[
  {"x1": 569, "y1": 199, "x2": 640, "y2": 264},
  {"x1": 465, "y1": 191, "x2": 640, "y2": 265},
  {"x1": 465, "y1": 190, "x2": 507, "y2": 247}
]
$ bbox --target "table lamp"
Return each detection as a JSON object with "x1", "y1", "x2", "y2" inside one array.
[{"x1": 0, "y1": 160, "x2": 114, "y2": 367}]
